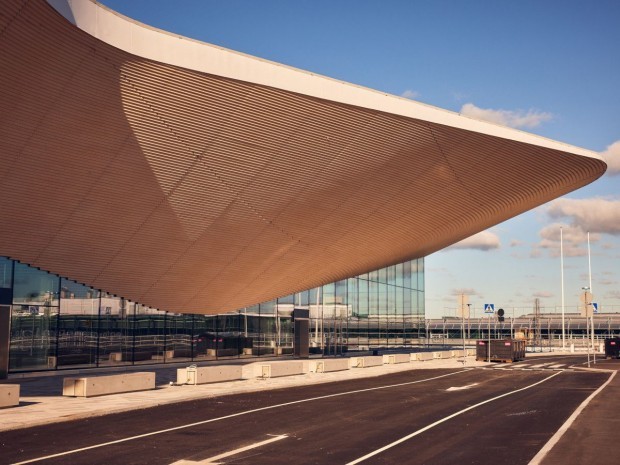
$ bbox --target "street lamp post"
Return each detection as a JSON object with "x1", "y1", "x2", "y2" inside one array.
[{"x1": 582, "y1": 286, "x2": 592, "y2": 368}]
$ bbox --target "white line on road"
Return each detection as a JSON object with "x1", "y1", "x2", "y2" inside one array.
[
  {"x1": 169, "y1": 434, "x2": 288, "y2": 465},
  {"x1": 528, "y1": 370, "x2": 617, "y2": 465},
  {"x1": 446, "y1": 383, "x2": 478, "y2": 391},
  {"x1": 11, "y1": 369, "x2": 470, "y2": 465},
  {"x1": 345, "y1": 371, "x2": 563, "y2": 465}
]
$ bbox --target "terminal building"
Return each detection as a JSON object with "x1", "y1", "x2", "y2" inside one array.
[{"x1": 0, "y1": 0, "x2": 606, "y2": 377}]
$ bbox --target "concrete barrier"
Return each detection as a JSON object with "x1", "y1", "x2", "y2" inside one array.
[
  {"x1": 350, "y1": 356, "x2": 383, "y2": 368},
  {"x1": 440, "y1": 351, "x2": 452, "y2": 359},
  {"x1": 384, "y1": 354, "x2": 410, "y2": 364},
  {"x1": 108, "y1": 351, "x2": 152, "y2": 362},
  {"x1": 207, "y1": 348, "x2": 239, "y2": 357},
  {"x1": 309, "y1": 359, "x2": 350, "y2": 373},
  {"x1": 243, "y1": 361, "x2": 306, "y2": 379},
  {"x1": 415, "y1": 352, "x2": 435, "y2": 361},
  {"x1": 177, "y1": 365, "x2": 243, "y2": 385},
  {"x1": 0, "y1": 384, "x2": 20, "y2": 408},
  {"x1": 63, "y1": 372, "x2": 156, "y2": 397},
  {"x1": 453, "y1": 350, "x2": 466, "y2": 358}
]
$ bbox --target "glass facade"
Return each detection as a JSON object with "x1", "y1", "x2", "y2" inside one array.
[{"x1": 0, "y1": 256, "x2": 424, "y2": 373}]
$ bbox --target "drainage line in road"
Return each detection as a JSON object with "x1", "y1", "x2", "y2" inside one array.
[
  {"x1": 11, "y1": 369, "x2": 472, "y2": 465},
  {"x1": 345, "y1": 370, "x2": 563, "y2": 465}
]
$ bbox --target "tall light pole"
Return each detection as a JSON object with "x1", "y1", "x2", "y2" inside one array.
[
  {"x1": 582, "y1": 286, "x2": 591, "y2": 368},
  {"x1": 561, "y1": 226, "x2": 566, "y2": 351},
  {"x1": 588, "y1": 232, "x2": 595, "y2": 363}
]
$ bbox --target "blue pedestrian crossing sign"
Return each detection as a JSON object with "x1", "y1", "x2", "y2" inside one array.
[
  {"x1": 484, "y1": 303, "x2": 495, "y2": 313},
  {"x1": 593, "y1": 302, "x2": 598, "y2": 313}
]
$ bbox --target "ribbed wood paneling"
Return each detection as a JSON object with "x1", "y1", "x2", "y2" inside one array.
[{"x1": 0, "y1": 1, "x2": 606, "y2": 314}]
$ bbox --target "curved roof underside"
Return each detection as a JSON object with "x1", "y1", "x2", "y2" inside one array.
[{"x1": 0, "y1": 0, "x2": 606, "y2": 314}]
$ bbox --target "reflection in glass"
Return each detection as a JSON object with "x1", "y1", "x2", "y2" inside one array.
[
  {"x1": 9, "y1": 305, "x2": 58, "y2": 371},
  {"x1": 98, "y1": 294, "x2": 133, "y2": 366},
  {"x1": 0, "y1": 257, "x2": 12, "y2": 289},
  {"x1": 57, "y1": 278, "x2": 100, "y2": 368},
  {"x1": 4, "y1": 253, "x2": 425, "y2": 373},
  {"x1": 13, "y1": 263, "x2": 59, "y2": 306}
]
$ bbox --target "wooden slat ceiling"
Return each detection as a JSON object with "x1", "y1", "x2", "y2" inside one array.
[{"x1": 0, "y1": 0, "x2": 606, "y2": 313}]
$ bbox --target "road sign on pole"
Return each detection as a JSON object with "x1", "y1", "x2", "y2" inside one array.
[{"x1": 484, "y1": 304, "x2": 494, "y2": 314}]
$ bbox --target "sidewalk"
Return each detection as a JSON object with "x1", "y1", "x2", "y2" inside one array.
[{"x1": 0, "y1": 356, "x2": 487, "y2": 432}]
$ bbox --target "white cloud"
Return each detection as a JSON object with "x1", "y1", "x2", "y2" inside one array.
[
  {"x1": 533, "y1": 222, "x2": 599, "y2": 258},
  {"x1": 510, "y1": 239, "x2": 524, "y2": 247},
  {"x1": 533, "y1": 291, "x2": 554, "y2": 298},
  {"x1": 401, "y1": 89, "x2": 420, "y2": 100},
  {"x1": 460, "y1": 103, "x2": 553, "y2": 129},
  {"x1": 601, "y1": 140, "x2": 620, "y2": 175},
  {"x1": 547, "y1": 198, "x2": 620, "y2": 236},
  {"x1": 450, "y1": 288, "x2": 482, "y2": 298},
  {"x1": 447, "y1": 230, "x2": 500, "y2": 251},
  {"x1": 605, "y1": 290, "x2": 620, "y2": 300}
]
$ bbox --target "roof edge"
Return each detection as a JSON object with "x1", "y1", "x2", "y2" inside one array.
[{"x1": 47, "y1": 0, "x2": 605, "y2": 166}]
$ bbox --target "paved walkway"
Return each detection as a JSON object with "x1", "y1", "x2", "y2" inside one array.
[{"x1": 0, "y1": 355, "x2": 487, "y2": 432}]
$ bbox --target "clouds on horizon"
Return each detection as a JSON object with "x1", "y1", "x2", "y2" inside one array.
[
  {"x1": 460, "y1": 103, "x2": 553, "y2": 129},
  {"x1": 533, "y1": 222, "x2": 599, "y2": 258},
  {"x1": 547, "y1": 198, "x2": 620, "y2": 236},
  {"x1": 530, "y1": 197, "x2": 620, "y2": 258},
  {"x1": 445, "y1": 230, "x2": 500, "y2": 251},
  {"x1": 533, "y1": 291, "x2": 554, "y2": 299},
  {"x1": 601, "y1": 140, "x2": 620, "y2": 175}
]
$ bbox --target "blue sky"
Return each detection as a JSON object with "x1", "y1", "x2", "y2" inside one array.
[{"x1": 101, "y1": 0, "x2": 620, "y2": 318}]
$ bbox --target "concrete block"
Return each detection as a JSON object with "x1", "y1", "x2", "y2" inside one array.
[
  {"x1": 177, "y1": 365, "x2": 243, "y2": 385},
  {"x1": 416, "y1": 352, "x2": 435, "y2": 361},
  {"x1": 309, "y1": 358, "x2": 350, "y2": 373},
  {"x1": 384, "y1": 354, "x2": 410, "y2": 364},
  {"x1": 63, "y1": 372, "x2": 155, "y2": 397},
  {"x1": 243, "y1": 361, "x2": 305, "y2": 379},
  {"x1": 207, "y1": 348, "x2": 239, "y2": 357},
  {"x1": 440, "y1": 351, "x2": 452, "y2": 359},
  {"x1": 350, "y1": 356, "x2": 383, "y2": 368},
  {"x1": 0, "y1": 384, "x2": 20, "y2": 408},
  {"x1": 432, "y1": 352, "x2": 442, "y2": 359},
  {"x1": 453, "y1": 350, "x2": 466, "y2": 358}
]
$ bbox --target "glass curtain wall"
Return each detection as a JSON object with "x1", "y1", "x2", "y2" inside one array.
[{"x1": 2, "y1": 256, "x2": 424, "y2": 373}]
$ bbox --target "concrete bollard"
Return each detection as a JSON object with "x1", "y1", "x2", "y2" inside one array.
[{"x1": 0, "y1": 385, "x2": 20, "y2": 408}]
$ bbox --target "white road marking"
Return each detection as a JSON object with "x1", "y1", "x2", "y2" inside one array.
[
  {"x1": 345, "y1": 371, "x2": 562, "y2": 465},
  {"x1": 11, "y1": 369, "x2": 470, "y2": 465},
  {"x1": 446, "y1": 383, "x2": 478, "y2": 391},
  {"x1": 170, "y1": 434, "x2": 287, "y2": 465},
  {"x1": 528, "y1": 370, "x2": 617, "y2": 465},
  {"x1": 506, "y1": 409, "x2": 538, "y2": 417}
]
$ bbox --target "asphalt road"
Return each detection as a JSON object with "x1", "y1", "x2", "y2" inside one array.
[{"x1": 0, "y1": 362, "x2": 611, "y2": 465}]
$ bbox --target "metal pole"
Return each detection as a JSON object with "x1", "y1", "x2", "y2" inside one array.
[
  {"x1": 488, "y1": 313, "x2": 491, "y2": 363},
  {"x1": 592, "y1": 313, "x2": 596, "y2": 364},
  {"x1": 588, "y1": 232, "x2": 595, "y2": 364},
  {"x1": 463, "y1": 303, "x2": 470, "y2": 365},
  {"x1": 561, "y1": 227, "x2": 566, "y2": 350},
  {"x1": 586, "y1": 310, "x2": 591, "y2": 368}
]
